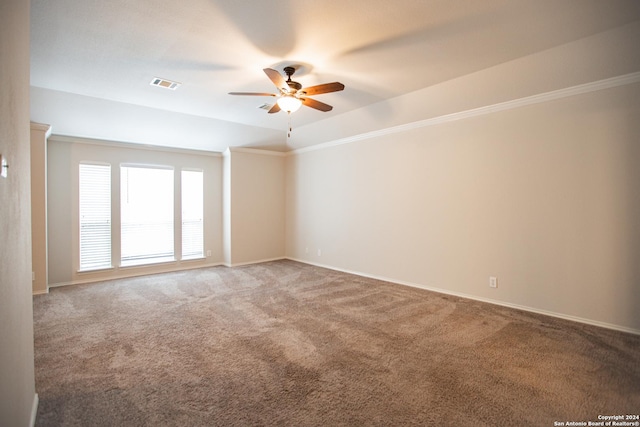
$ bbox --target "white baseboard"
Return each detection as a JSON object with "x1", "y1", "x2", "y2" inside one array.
[
  {"x1": 46, "y1": 257, "x2": 288, "y2": 288},
  {"x1": 44, "y1": 255, "x2": 639, "y2": 335},
  {"x1": 48, "y1": 261, "x2": 225, "y2": 288},
  {"x1": 286, "y1": 257, "x2": 640, "y2": 336},
  {"x1": 30, "y1": 393, "x2": 38, "y2": 427}
]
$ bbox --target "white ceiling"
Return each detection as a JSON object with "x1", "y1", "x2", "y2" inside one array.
[{"x1": 30, "y1": 0, "x2": 640, "y2": 152}]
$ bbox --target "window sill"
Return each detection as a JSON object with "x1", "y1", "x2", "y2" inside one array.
[
  {"x1": 120, "y1": 257, "x2": 176, "y2": 268},
  {"x1": 181, "y1": 256, "x2": 206, "y2": 262},
  {"x1": 78, "y1": 266, "x2": 115, "y2": 274}
]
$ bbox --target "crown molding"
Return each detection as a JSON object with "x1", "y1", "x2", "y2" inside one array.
[
  {"x1": 48, "y1": 134, "x2": 223, "y2": 157},
  {"x1": 290, "y1": 71, "x2": 640, "y2": 156},
  {"x1": 226, "y1": 146, "x2": 288, "y2": 157},
  {"x1": 30, "y1": 122, "x2": 52, "y2": 137}
]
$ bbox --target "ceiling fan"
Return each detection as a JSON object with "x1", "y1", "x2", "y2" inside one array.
[{"x1": 229, "y1": 66, "x2": 345, "y2": 114}]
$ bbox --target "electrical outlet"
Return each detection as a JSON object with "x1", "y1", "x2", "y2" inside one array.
[
  {"x1": 317, "y1": 249, "x2": 322, "y2": 256},
  {"x1": 206, "y1": 250, "x2": 211, "y2": 257},
  {"x1": 489, "y1": 276, "x2": 497, "y2": 288}
]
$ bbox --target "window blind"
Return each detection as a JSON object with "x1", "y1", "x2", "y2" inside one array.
[
  {"x1": 181, "y1": 169, "x2": 204, "y2": 259},
  {"x1": 79, "y1": 163, "x2": 112, "y2": 270}
]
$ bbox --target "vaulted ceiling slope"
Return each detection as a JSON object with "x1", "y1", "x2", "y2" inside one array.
[{"x1": 30, "y1": 0, "x2": 640, "y2": 152}]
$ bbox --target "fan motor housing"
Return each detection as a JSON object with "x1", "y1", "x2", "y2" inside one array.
[{"x1": 287, "y1": 81, "x2": 302, "y2": 91}]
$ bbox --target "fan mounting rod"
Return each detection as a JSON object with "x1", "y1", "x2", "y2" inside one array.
[{"x1": 283, "y1": 66, "x2": 302, "y2": 91}]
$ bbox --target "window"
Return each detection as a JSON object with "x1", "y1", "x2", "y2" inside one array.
[
  {"x1": 120, "y1": 165, "x2": 174, "y2": 266},
  {"x1": 79, "y1": 161, "x2": 206, "y2": 270},
  {"x1": 181, "y1": 169, "x2": 204, "y2": 259},
  {"x1": 79, "y1": 163, "x2": 111, "y2": 270}
]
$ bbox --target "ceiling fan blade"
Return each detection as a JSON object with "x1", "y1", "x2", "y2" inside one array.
[
  {"x1": 300, "y1": 82, "x2": 345, "y2": 96},
  {"x1": 228, "y1": 92, "x2": 276, "y2": 96},
  {"x1": 268, "y1": 103, "x2": 281, "y2": 114},
  {"x1": 263, "y1": 68, "x2": 289, "y2": 93},
  {"x1": 301, "y1": 97, "x2": 333, "y2": 112}
]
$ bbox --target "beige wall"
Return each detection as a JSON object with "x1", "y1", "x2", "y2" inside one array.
[
  {"x1": 46, "y1": 136, "x2": 224, "y2": 286},
  {"x1": 0, "y1": 0, "x2": 38, "y2": 425},
  {"x1": 31, "y1": 122, "x2": 50, "y2": 295},
  {"x1": 224, "y1": 148, "x2": 286, "y2": 266},
  {"x1": 286, "y1": 24, "x2": 640, "y2": 333}
]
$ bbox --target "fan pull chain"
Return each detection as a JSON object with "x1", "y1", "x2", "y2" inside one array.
[{"x1": 287, "y1": 112, "x2": 292, "y2": 138}]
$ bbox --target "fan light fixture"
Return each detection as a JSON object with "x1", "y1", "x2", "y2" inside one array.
[
  {"x1": 229, "y1": 66, "x2": 344, "y2": 116},
  {"x1": 277, "y1": 95, "x2": 302, "y2": 113}
]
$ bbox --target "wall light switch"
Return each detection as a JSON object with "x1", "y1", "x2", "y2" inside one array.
[{"x1": 1, "y1": 154, "x2": 7, "y2": 178}]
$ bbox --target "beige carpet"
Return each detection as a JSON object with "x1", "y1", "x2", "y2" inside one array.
[{"x1": 33, "y1": 260, "x2": 640, "y2": 426}]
